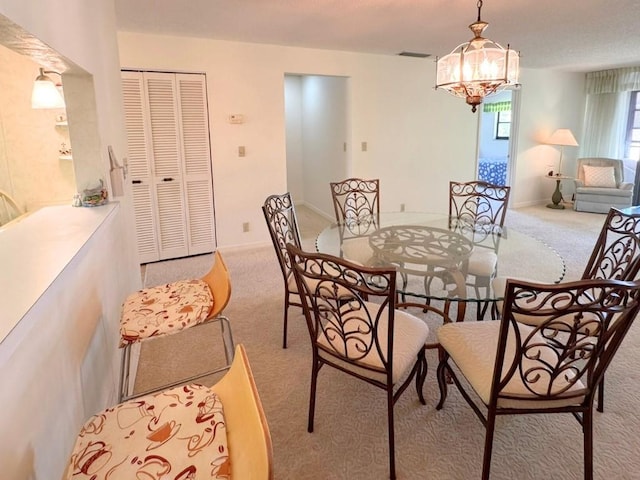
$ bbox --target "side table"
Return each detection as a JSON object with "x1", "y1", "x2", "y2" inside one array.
[{"x1": 544, "y1": 174, "x2": 573, "y2": 209}]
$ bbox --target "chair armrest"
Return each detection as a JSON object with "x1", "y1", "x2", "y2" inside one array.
[
  {"x1": 620, "y1": 182, "x2": 634, "y2": 191},
  {"x1": 574, "y1": 179, "x2": 585, "y2": 188}
]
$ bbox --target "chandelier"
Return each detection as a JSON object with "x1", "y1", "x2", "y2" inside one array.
[{"x1": 435, "y1": 0, "x2": 519, "y2": 112}]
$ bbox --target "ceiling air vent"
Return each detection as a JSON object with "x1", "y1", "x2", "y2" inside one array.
[{"x1": 398, "y1": 51, "x2": 431, "y2": 58}]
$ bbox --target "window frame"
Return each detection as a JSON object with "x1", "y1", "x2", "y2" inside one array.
[
  {"x1": 625, "y1": 90, "x2": 640, "y2": 160},
  {"x1": 495, "y1": 110, "x2": 511, "y2": 140}
]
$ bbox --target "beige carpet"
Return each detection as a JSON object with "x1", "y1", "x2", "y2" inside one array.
[{"x1": 137, "y1": 205, "x2": 640, "y2": 480}]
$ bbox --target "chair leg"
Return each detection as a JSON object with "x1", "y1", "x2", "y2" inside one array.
[
  {"x1": 415, "y1": 350, "x2": 428, "y2": 405},
  {"x1": 218, "y1": 316, "x2": 235, "y2": 366},
  {"x1": 584, "y1": 409, "x2": 594, "y2": 480},
  {"x1": 283, "y1": 294, "x2": 290, "y2": 349},
  {"x1": 308, "y1": 357, "x2": 319, "y2": 433},
  {"x1": 597, "y1": 377, "x2": 604, "y2": 413},
  {"x1": 387, "y1": 388, "x2": 396, "y2": 480},
  {"x1": 436, "y1": 353, "x2": 449, "y2": 410},
  {"x1": 481, "y1": 410, "x2": 497, "y2": 480},
  {"x1": 490, "y1": 300, "x2": 500, "y2": 320},
  {"x1": 477, "y1": 301, "x2": 490, "y2": 321},
  {"x1": 118, "y1": 344, "x2": 131, "y2": 403}
]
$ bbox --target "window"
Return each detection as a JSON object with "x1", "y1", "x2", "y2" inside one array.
[
  {"x1": 495, "y1": 110, "x2": 511, "y2": 140},
  {"x1": 625, "y1": 91, "x2": 640, "y2": 160}
]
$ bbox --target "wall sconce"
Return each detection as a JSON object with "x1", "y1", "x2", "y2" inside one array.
[{"x1": 31, "y1": 68, "x2": 66, "y2": 109}]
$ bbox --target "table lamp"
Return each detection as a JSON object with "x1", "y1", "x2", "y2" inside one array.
[{"x1": 547, "y1": 128, "x2": 579, "y2": 176}]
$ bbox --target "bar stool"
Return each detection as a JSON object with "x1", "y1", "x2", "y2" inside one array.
[
  {"x1": 65, "y1": 344, "x2": 273, "y2": 479},
  {"x1": 118, "y1": 250, "x2": 234, "y2": 402}
]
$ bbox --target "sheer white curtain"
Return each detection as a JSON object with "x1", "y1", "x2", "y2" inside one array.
[
  {"x1": 581, "y1": 67, "x2": 640, "y2": 158},
  {"x1": 581, "y1": 91, "x2": 630, "y2": 158},
  {"x1": 582, "y1": 67, "x2": 640, "y2": 202}
]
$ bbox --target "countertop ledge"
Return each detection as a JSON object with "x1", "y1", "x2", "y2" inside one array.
[{"x1": 0, "y1": 203, "x2": 119, "y2": 345}]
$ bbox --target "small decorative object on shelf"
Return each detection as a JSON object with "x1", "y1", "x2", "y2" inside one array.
[
  {"x1": 72, "y1": 193, "x2": 82, "y2": 207},
  {"x1": 59, "y1": 142, "x2": 72, "y2": 156},
  {"x1": 81, "y1": 179, "x2": 108, "y2": 207}
]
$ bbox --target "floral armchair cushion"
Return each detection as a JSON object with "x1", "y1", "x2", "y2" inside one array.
[
  {"x1": 66, "y1": 383, "x2": 229, "y2": 479},
  {"x1": 120, "y1": 279, "x2": 214, "y2": 346}
]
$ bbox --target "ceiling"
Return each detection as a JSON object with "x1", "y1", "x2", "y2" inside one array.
[{"x1": 114, "y1": 0, "x2": 640, "y2": 73}]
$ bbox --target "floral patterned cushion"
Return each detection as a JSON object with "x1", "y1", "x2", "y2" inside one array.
[
  {"x1": 120, "y1": 279, "x2": 214, "y2": 346},
  {"x1": 65, "y1": 384, "x2": 229, "y2": 479}
]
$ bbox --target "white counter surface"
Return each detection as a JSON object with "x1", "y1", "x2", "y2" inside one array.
[{"x1": 0, "y1": 203, "x2": 119, "y2": 344}]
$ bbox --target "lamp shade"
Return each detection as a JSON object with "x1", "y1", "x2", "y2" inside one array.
[
  {"x1": 31, "y1": 68, "x2": 65, "y2": 109},
  {"x1": 548, "y1": 129, "x2": 578, "y2": 147}
]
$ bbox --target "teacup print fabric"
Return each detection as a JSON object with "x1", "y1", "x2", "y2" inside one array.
[
  {"x1": 120, "y1": 279, "x2": 214, "y2": 346},
  {"x1": 66, "y1": 384, "x2": 230, "y2": 479}
]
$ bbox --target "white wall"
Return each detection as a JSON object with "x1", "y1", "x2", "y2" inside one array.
[
  {"x1": 118, "y1": 32, "x2": 588, "y2": 243},
  {"x1": 286, "y1": 74, "x2": 349, "y2": 218},
  {"x1": 511, "y1": 69, "x2": 586, "y2": 207},
  {"x1": 301, "y1": 75, "x2": 348, "y2": 217},
  {"x1": 0, "y1": 1, "x2": 140, "y2": 478},
  {"x1": 118, "y1": 33, "x2": 480, "y2": 247},
  {"x1": 284, "y1": 75, "x2": 304, "y2": 203}
]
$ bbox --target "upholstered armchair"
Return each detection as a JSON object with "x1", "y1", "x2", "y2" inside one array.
[{"x1": 573, "y1": 157, "x2": 633, "y2": 213}]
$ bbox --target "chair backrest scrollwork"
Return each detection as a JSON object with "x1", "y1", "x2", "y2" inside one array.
[
  {"x1": 287, "y1": 243, "x2": 396, "y2": 377},
  {"x1": 582, "y1": 207, "x2": 640, "y2": 282},
  {"x1": 330, "y1": 178, "x2": 380, "y2": 226},
  {"x1": 493, "y1": 278, "x2": 640, "y2": 408},
  {"x1": 449, "y1": 180, "x2": 511, "y2": 229},
  {"x1": 262, "y1": 193, "x2": 302, "y2": 282}
]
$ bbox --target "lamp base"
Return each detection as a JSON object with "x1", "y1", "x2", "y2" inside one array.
[{"x1": 546, "y1": 178, "x2": 565, "y2": 209}]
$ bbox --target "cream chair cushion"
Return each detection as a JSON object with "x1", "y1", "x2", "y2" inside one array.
[
  {"x1": 65, "y1": 383, "x2": 229, "y2": 479},
  {"x1": 438, "y1": 320, "x2": 585, "y2": 409},
  {"x1": 120, "y1": 280, "x2": 214, "y2": 346},
  {"x1": 317, "y1": 301, "x2": 429, "y2": 384},
  {"x1": 467, "y1": 249, "x2": 498, "y2": 277}
]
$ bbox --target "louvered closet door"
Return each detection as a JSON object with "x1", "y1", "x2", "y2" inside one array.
[
  {"x1": 176, "y1": 74, "x2": 215, "y2": 255},
  {"x1": 122, "y1": 70, "x2": 215, "y2": 263},
  {"x1": 121, "y1": 72, "x2": 159, "y2": 263},
  {"x1": 144, "y1": 72, "x2": 189, "y2": 260}
]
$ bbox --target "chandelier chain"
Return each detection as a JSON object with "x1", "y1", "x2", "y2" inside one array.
[{"x1": 477, "y1": 0, "x2": 483, "y2": 21}]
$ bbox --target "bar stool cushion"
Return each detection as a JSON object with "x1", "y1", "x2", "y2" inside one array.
[
  {"x1": 66, "y1": 383, "x2": 229, "y2": 479},
  {"x1": 120, "y1": 279, "x2": 214, "y2": 346}
]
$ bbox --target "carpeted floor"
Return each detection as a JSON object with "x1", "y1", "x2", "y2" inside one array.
[{"x1": 137, "y1": 204, "x2": 640, "y2": 480}]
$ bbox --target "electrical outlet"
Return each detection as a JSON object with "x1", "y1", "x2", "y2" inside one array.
[
  {"x1": 400, "y1": 203, "x2": 405, "y2": 212},
  {"x1": 242, "y1": 222, "x2": 250, "y2": 232},
  {"x1": 361, "y1": 141, "x2": 367, "y2": 152},
  {"x1": 238, "y1": 146, "x2": 246, "y2": 157}
]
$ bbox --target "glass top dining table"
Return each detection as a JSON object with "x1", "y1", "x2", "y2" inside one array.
[{"x1": 315, "y1": 212, "x2": 566, "y2": 313}]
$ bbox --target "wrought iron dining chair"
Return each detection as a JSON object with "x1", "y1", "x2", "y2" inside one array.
[
  {"x1": 493, "y1": 207, "x2": 640, "y2": 411},
  {"x1": 262, "y1": 192, "x2": 304, "y2": 348},
  {"x1": 436, "y1": 277, "x2": 640, "y2": 480},
  {"x1": 66, "y1": 344, "x2": 273, "y2": 480},
  {"x1": 330, "y1": 177, "x2": 380, "y2": 225},
  {"x1": 449, "y1": 180, "x2": 511, "y2": 319},
  {"x1": 286, "y1": 243, "x2": 429, "y2": 480},
  {"x1": 118, "y1": 250, "x2": 234, "y2": 402}
]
